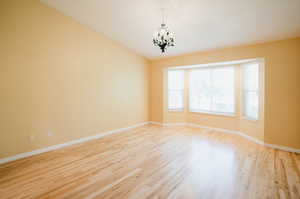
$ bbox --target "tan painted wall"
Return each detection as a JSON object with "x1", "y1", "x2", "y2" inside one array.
[
  {"x1": 1, "y1": 0, "x2": 299, "y2": 159},
  {"x1": 0, "y1": 0, "x2": 149, "y2": 158},
  {"x1": 150, "y1": 38, "x2": 300, "y2": 149}
]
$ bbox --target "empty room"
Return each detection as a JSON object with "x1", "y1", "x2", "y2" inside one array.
[{"x1": 1, "y1": 0, "x2": 300, "y2": 198}]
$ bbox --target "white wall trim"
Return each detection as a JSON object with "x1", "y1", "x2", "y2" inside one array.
[
  {"x1": 149, "y1": 121, "x2": 300, "y2": 154},
  {"x1": 0, "y1": 122, "x2": 149, "y2": 165},
  {"x1": 168, "y1": 58, "x2": 264, "y2": 70},
  {"x1": 2, "y1": 121, "x2": 298, "y2": 165},
  {"x1": 264, "y1": 143, "x2": 300, "y2": 154},
  {"x1": 235, "y1": 131, "x2": 265, "y2": 146},
  {"x1": 149, "y1": 121, "x2": 187, "y2": 127},
  {"x1": 148, "y1": 121, "x2": 163, "y2": 125},
  {"x1": 187, "y1": 123, "x2": 240, "y2": 135},
  {"x1": 163, "y1": 122, "x2": 187, "y2": 126}
]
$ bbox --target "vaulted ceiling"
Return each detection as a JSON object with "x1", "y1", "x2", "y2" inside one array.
[{"x1": 41, "y1": 0, "x2": 300, "y2": 59}]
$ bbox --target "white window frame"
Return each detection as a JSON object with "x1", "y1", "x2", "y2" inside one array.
[
  {"x1": 241, "y1": 61, "x2": 262, "y2": 121},
  {"x1": 188, "y1": 65, "x2": 236, "y2": 116},
  {"x1": 167, "y1": 70, "x2": 185, "y2": 111}
]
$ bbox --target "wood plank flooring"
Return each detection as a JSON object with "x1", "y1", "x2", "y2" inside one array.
[{"x1": 0, "y1": 124, "x2": 299, "y2": 199}]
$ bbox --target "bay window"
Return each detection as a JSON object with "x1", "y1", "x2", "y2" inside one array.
[{"x1": 167, "y1": 60, "x2": 262, "y2": 120}]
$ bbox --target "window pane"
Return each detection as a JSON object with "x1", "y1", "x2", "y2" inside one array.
[
  {"x1": 244, "y1": 91, "x2": 259, "y2": 119},
  {"x1": 168, "y1": 70, "x2": 184, "y2": 90},
  {"x1": 189, "y1": 67, "x2": 235, "y2": 114},
  {"x1": 189, "y1": 69, "x2": 211, "y2": 111},
  {"x1": 243, "y1": 63, "x2": 260, "y2": 119},
  {"x1": 168, "y1": 90, "x2": 184, "y2": 110},
  {"x1": 243, "y1": 63, "x2": 259, "y2": 91},
  {"x1": 168, "y1": 70, "x2": 184, "y2": 110},
  {"x1": 211, "y1": 67, "x2": 235, "y2": 113}
]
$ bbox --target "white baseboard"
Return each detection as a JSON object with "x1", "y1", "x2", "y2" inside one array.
[
  {"x1": 2, "y1": 121, "x2": 298, "y2": 165},
  {"x1": 187, "y1": 123, "x2": 265, "y2": 145},
  {"x1": 148, "y1": 121, "x2": 163, "y2": 125},
  {"x1": 0, "y1": 122, "x2": 148, "y2": 165},
  {"x1": 149, "y1": 121, "x2": 300, "y2": 154},
  {"x1": 187, "y1": 123, "x2": 239, "y2": 134},
  {"x1": 264, "y1": 143, "x2": 300, "y2": 153},
  {"x1": 163, "y1": 122, "x2": 187, "y2": 126},
  {"x1": 149, "y1": 121, "x2": 187, "y2": 126}
]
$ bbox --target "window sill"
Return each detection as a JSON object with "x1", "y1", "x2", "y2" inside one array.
[
  {"x1": 168, "y1": 109, "x2": 184, "y2": 112},
  {"x1": 241, "y1": 116, "x2": 259, "y2": 122},
  {"x1": 189, "y1": 110, "x2": 236, "y2": 117}
]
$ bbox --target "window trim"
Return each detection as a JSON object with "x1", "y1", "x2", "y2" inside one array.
[
  {"x1": 189, "y1": 109, "x2": 236, "y2": 117},
  {"x1": 167, "y1": 70, "x2": 185, "y2": 112},
  {"x1": 188, "y1": 65, "x2": 236, "y2": 116}
]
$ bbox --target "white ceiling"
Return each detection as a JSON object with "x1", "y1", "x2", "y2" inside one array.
[{"x1": 41, "y1": 0, "x2": 300, "y2": 59}]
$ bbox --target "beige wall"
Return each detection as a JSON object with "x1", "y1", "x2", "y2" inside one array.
[
  {"x1": 150, "y1": 38, "x2": 300, "y2": 149},
  {"x1": 1, "y1": 0, "x2": 299, "y2": 159},
  {"x1": 0, "y1": 0, "x2": 149, "y2": 158}
]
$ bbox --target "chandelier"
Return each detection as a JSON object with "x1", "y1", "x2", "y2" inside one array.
[{"x1": 153, "y1": 9, "x2": 175, "y2": 53}]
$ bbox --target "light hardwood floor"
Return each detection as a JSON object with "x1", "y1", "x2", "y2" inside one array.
[{"x1": 0, "y1": 124, "x2": 299, "y2": 199}]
